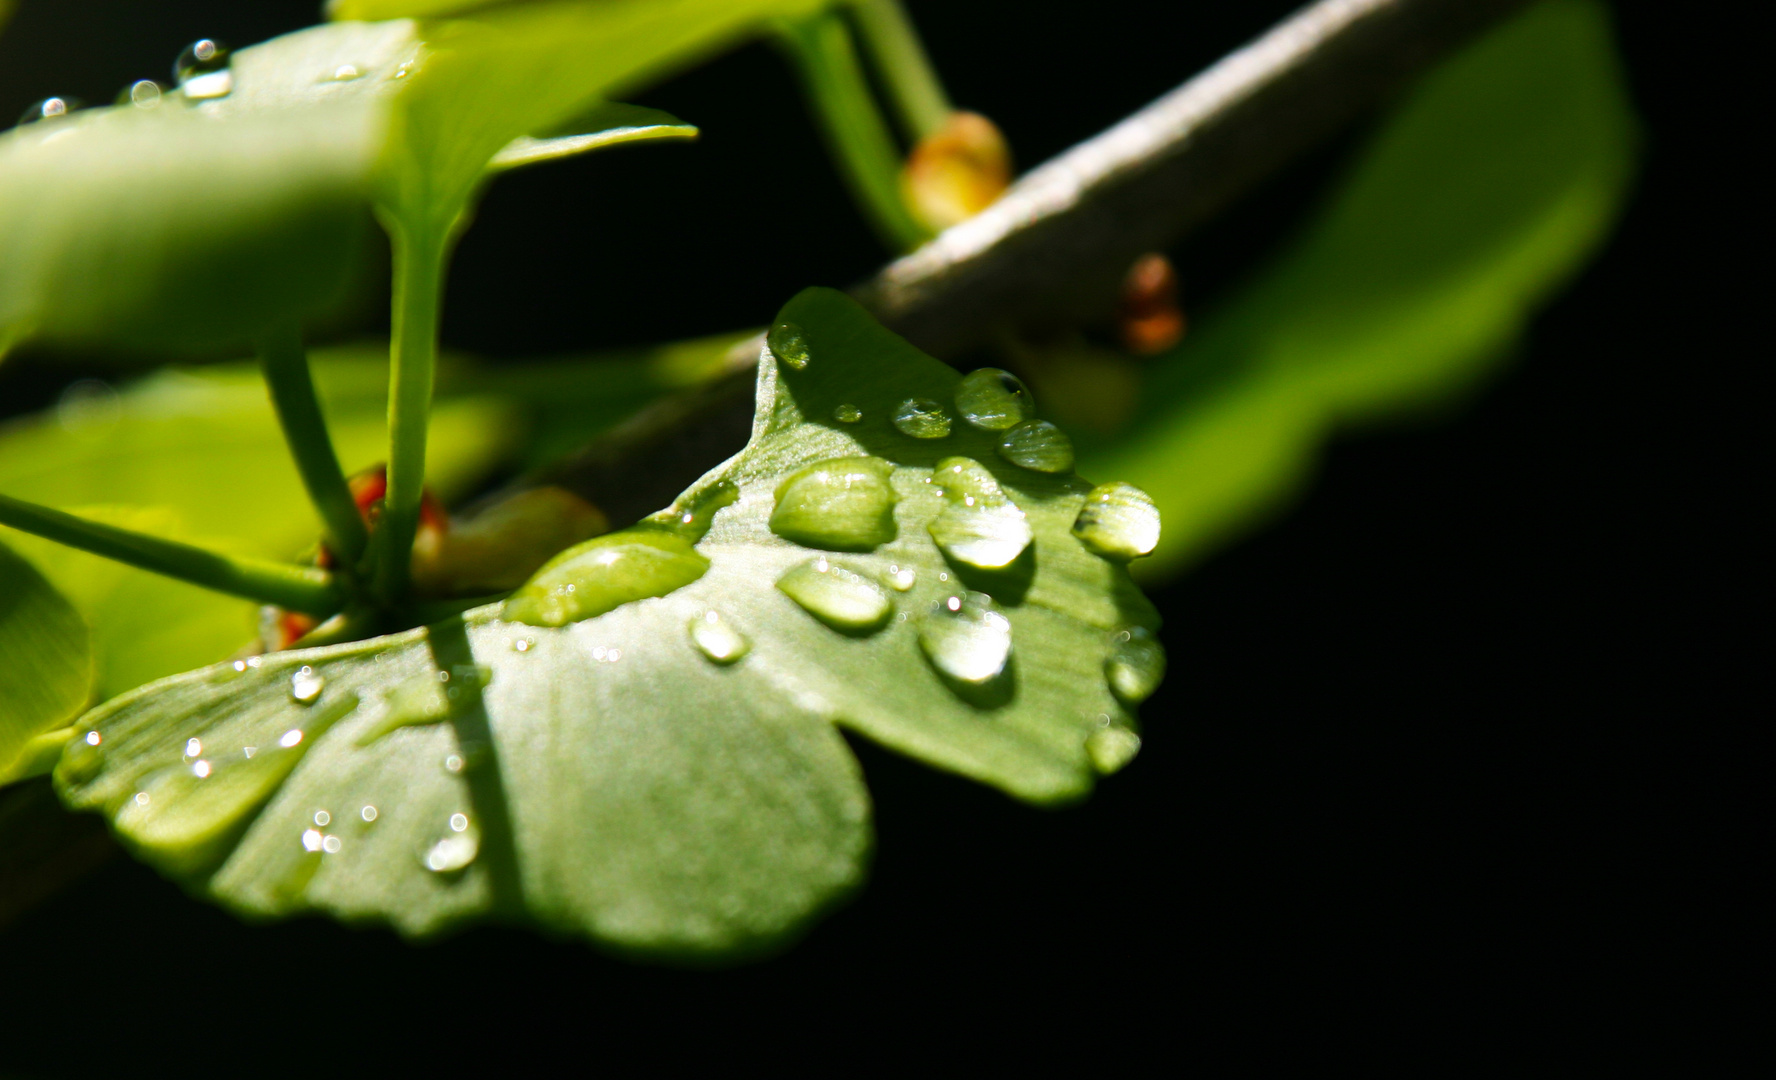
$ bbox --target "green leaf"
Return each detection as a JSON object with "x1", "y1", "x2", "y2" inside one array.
[
  {"x1": 0, "y1": 542, "x2": 93, "y2": 779},
  {"x1": 56, "y1": 288, "x2": 1160, "y2": 955},
  {"x1": 1071, "y1": 0, "x2": 1638, "y2": 581},
  {"x1": 488, "y1": 102, "x2": 697, "y2": 172}
]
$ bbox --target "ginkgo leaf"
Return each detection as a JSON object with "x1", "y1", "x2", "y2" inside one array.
[
  {"x1": 0, "y1": 542, "x2": 93, "y2": 779},
  {"x1": 1069, "y1": 0, "x2": 1638, "y2": 581},
  {"x1": 55, "y1": 289, "x2": 1161, "y2": 956}
]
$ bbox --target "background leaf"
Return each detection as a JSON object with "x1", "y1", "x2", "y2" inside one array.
[
  {"x1": 0, "y1": 541, "x2": 92, "y2": 775},
  {"x1": 56, "y1": 288, "x2": 1158, "y2": 955},
  {"x1": 1069, "y1": 0, "x2": 1638, "y2": 581}
]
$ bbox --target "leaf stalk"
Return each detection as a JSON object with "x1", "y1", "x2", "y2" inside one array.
[
  {"x1": 849, "y1": 0, "x2": 952, "y2": 142},
  {"x1": 257, "y1": 322, "x2": 368, "y2": 568}
]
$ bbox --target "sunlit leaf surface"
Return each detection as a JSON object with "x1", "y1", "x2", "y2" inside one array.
[
  {"x1": 1070, "y1": 0, "x2": 1637, "y2": 580},
  {"x1": 0, "y1": 542, "x2": 92, "y2": 778},
  {"x1": 56, "y1": 290, "x2": 1161, "y2": 955}
]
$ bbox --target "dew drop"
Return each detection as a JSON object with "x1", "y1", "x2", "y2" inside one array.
[
  {"x1": 926, "y1": 457, "x2": 1032, "y2": 569},
  {"x1": 121, "y1": 80, "x2": 163, "y2": 108},
  {"x1": 892, "y1": 398, "x2": 952, "y2": 439},
  {"x1": 502, "y1": 528, "x2": 710, "y2": 628},
  {"x1": 769, "y1": 456, "x2": 897, "y2": 551},
  {"x1": 512, "y1": 637, "x2": 534, "y2": 653},
  {"x1": 360, "y1": 805, "x2": 378, "y2": 823},
  {"x1": 330, "y1": 64, "x2": 363, "y2": 82},
  {"x1": 955, "y1": 368, "x2": 1035, "y2": 431},
  {"x1": 174, "y1": 39, "x2": 233, "y2": 100},
  {"x1": 997, "y1": 420, "x2": 1075, "y2": 473},
  {"x1": 767, "y1": 320, "x2": 811, "y2": 370},
  {"x1": 918, "y1": 592, "x2": 1013, "y2": 685},
  {"x1": 279, "y1": 729, "x2": 304, "y2": 748},
  {"x1": 322, "y1": 835, "x2": 343, "y2": 854},
  {"x1": 450, "y1": 813, "x2": 469, "y2": 832},
  {"x1": 17, "y1": 96, "x2": 78, "y2": 126},
  {"x1": 84, "y1": 731, "x2": 101, "y2": 746},
  {"x1": 444, "y1": 754, "x2": 465, "y2": 774},
  {"x1": 289, "y1": 666, "x2": 325, "y2": 704},
  {"x1": 1106, "y1": 626, "x2": 1166, "y2": 704},
  {"x1": 1072, "y1": 481, "x2": 1161, "y2": 561},
  {"x1": 183, "y1": 738, "x2": 202, "y2": 759},
  {"x1": 424, "y1": 833, "x2": 478, "y2": 873},
  {"x1": 884, "y1": 564, "x2": 917, "y2": 591},
  {"x1": 689, "y1": 611, "x2": 750, "y2": 664},
  {"x1": 833, "y1": 403, "x2": 863, "y2": 424},
  {"x1": 777, "y1": 557, "x2": 893, "y2": 632},
  {"x1": 314, "y1": 810, "x2": 331, "y2": 827},
  {"x1": 1085, "y1": 726, "x2": 1142, "y2": 774},
  {"x1": 302, "y1": 829, "x2": 324, "y2": 853},
  {"x1": 190, "y1": 761, "x2": 211, "y2": 778}
]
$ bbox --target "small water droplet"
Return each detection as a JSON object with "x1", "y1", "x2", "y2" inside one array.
[
  {"x1": 190, "y1": 760, "x2": 211, "y2": 778},
  {"x1": 279, "y1": 729, "x2": 304, "y2": 749},
  {"x1": 393, "y1": 60, "x2": 413, "y2": 79},
  {"x1": 768, "y1": 320, "x2": 811, "y2": 370},
  {"x1": 232, "y1": 660, "x2": 249, "y2": 673},
  {"x1": 246, "y1": 656, "x2": 263, "y2": 669},
  {"x1": 134, "y1": 792, "x2": 150, "y2": 807},
  {"x1": 17, "y1": 96, "x2": 79, "y2": 126},
  {"x1": 770, "y1": 456, "x2": 897, "y2": 551},
  {"x1": 423, "y1": 833, "x2": 478, "y2": 873},
  {"x1": 360, "y1": 805, "x2": 378, "y2": 823},
  {"x1": 184, "y1": 738, "x2": 202, "y2": 759},
  {"x1": 512, "y1": 637, "x2": 534, "y2": 653},
  {"x1": 302, "y1": 829, "x2": 324, "y2": 853},
  {"x1": 174, "y1": 39, "x2": 233, "y2": 100},
  {"x1": 444, "y1": 754, "x2": 464, "y2": 774},
  {"x1": 918, "y1": 592, "x2": 1013, "y2": 685},
  {"x1": 330, "y1": 64, "x2": 363, "y2": 82},
  {"x1": 322, "y1": 835, "x2": 343, "y2": 854},
  {"x1": 313, "y1": 810, "x2": 331, "y2": 827},
  {"x1": 1072, "y1": 481, "x2": 1161, "y2": 560},
  {"x1": 1106, "y1": 626, "x2": 1166, "y2": 704},
  {"x1": 689, "y1": 610, "x2": 751, "y2": 664},
  {"x1": 955, "y1": 368, "x2": 1035, "y2": 430},
  {"x1": 289, "y1": 666, "x2": 324, "y2": 704},
  {"x1": 777, "y1": 557, "x2": 893, "y2": 632},
  {"x1": 84, "y1": 731, "x2": 101, "y2": 746},
  {"x1": 120, "y1": 80, "x2": 163, "y2": 108},
  {"x1": 997, "y1": 420, "x2": 1074, "y2": 473},
  {"x1": 833, "y1": 403, "x2": 863, "y2": 423},
  {"x1": 892, "y1": 398, "x2": 952, "y2": 439},
  {"x1": 926, "y1": 457, "x2": 1032, "y2": 569},
  {"x1": 885, "y1": 564, "x2": 917, "y2": 591},
  {"x1": 449, "y1": 813, "x2": 469, "y2": 832},
  {"x1": 1085, "y1": 726, "x2": 1142, "y2": 774}
]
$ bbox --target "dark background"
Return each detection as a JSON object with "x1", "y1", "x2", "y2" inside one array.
[{"x1": 0, "y1": 0, "x2": 1757, "y2": 1068}]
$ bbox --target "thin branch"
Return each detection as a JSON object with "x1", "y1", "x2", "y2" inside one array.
[{"x1": 258, "y1": 322, "x2": 368, "y2": 567}]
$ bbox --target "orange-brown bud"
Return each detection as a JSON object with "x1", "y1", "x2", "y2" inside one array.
[
  {"x1": 901, "y1": 111, "x2": 1012, "y2": 233},
  {"x1": 1116, "y1": 253, "x2": 1186, "y2": 356}
]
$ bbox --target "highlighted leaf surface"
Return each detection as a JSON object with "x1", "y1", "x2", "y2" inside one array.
[
  {"x1": 56, "y1": 290, "x2": 1159, "y2": 956},
  {"x1": 0, "y1": 542, "x2": 93, "y2": 778}
]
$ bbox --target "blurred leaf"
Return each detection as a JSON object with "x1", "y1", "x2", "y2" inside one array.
[
  {"x1": 488, "y1": 102, "x2": 697, "y2": 172},
  {"x1": 56, "y1": 289, "x2": 1159, "y2": 956},
  {"x1": 0, "y1": 542, "x2": 93, "y2": 777},
  {"x1": 1072, "y1": 0, "x2": 1638, "y2": 581}
]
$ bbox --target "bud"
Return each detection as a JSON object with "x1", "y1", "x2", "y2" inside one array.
[
  {"x1": 901, "y1": 111, "x2": 1012, "y2": 233},
  {"x1": 1116, "y1": 253, "x2": 1186, "y2": 356}
]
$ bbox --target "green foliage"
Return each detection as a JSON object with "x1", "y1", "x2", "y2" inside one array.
[
  {"x1": 55, "y1": 290, "x2": 1159, "y2": 954},
  {"x1": 0, "y1": 542, "x2": 92, "y2": 779},
  {"x1": 1073, "y1": 0, "x2": 1638, "y2": 580}
]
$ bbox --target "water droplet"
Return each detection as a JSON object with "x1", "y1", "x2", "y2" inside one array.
[
  {"x1": 997, "y1": 420, "x2": 1075, "y2": 473},
  {"x1": 174, "y1": 39, "x2": 233, "y2": 100},
  {"x1": 502, "y1": 527, "x2": 710, "y2": 627},
  {"x1": 919, "y1": 592, "x2": 1013, "y2": 685},
  {"x1": 423, "y1": 833, "x2": 478, "y2": 874},
  {"x1": 1106, "y1": 626, "x2": 1166, "y2": 704},
  {"x1": 926, "y1": 457, "x2": 1032, "y2": 569},
  {"x1": 449, "y1": 813, "x2": 469, "y2": 832},
  {"x1": 892, "y1": 398, "x2": 952, "y2": 439},
  {"x1": 1085, "y1": 726, "x2": 1142, "y2": 774},
  {"x1": 232, "y1": 660, "x2": 249, "y2": 673},
  {"x1": 17, "y1": 96, "x2": 79, "y2": 126},
  {"x1": 279, "y1": 729, "x2": 304, "y2": 748},
  {"x1": 183, "y1": 738, "x2": 202, "y2": 759},
  {"x1": 289, "y1": 666, "x2": 325, "y2": 704},
  {"x1": 360, "y1": 805, "x2": 378, "y2": 823},
  {"x1": 777, "y1": 557, "x2": 893, "y2": 632},
  {"x1": 444, "y1": 754, "x2": 464, "y2": 774},
  {"x1": 512, "y1": 637, "x2": 534, "y2": 653},
  {"x1": 770, "y1": 456, "x2": 897, "y2": 551},
  {"x1": 330, "y1": 64, "x2": 363, "y2": 82},
  {"x1": 190, "y1": 760, "x2": 211, "y2": 778},
  {"x1": 302, "y1": 829, "x2": 324, "y2": 853},
  {"x1": 768, "y1": 320, "x2": 811, "y2": 370},
  {"x1": 1072, "y1": 481, "x2": 1161, "y2": 561},
  {"x1": 689, "y1": 611, "x2": 750, "y2": 664},
  {"x1": 322, "y1": 835, "x2": 343, "y2": 854},
  {"x1": 84, "y1": 731, "x2": 101, "y2": 746},
  {"x1": 118, "y1": 80, "x2": 163, "y2": 108},
  {"x1": 354, "y1": 675, "x2": 452, "y2": 746},
  {"x1": 833, "y1": 403, "x2": 862, "y2": 423},
  {"x1": 955, "y1": 368, "x2": 1035, "y2": 431},
  {"x1": 885, "y1": 564, "x2": 917, "y2": 591},
  {"x1": 313, "y1": 810, "x2": 331, "y2": 827}
]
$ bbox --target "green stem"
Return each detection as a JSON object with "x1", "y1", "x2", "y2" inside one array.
[
  {"x1": 0, "y1": 494, "x2": 343, "y2": 615},
  {"x1": 774, "y1": 12, "x2": 931, "y2": 253},
  {"x1": 257, "y1": 322, "x2": 368, "y2": 568},
  {"x1": 849, "y1": 0, "x2": 951, "y2": 142},
  {"x1": 374, "y1": 215, "x2": 449, "y2": 607}
]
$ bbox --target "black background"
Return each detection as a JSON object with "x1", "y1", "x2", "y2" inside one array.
[{"x1": 0, "y1": 0, "x2": 1758, "y2": 1068}]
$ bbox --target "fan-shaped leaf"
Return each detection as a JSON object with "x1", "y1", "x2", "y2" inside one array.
[{"x1": 56, "y1": 289, "x2": 1160, "y2": 955}]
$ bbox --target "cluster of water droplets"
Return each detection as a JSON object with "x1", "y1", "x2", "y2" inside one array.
[{"x1": 12, "y1": 38, "x2": 239, "y2": 131}]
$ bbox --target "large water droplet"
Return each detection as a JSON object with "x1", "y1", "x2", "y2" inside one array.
[
  {"x1": 1105, "y1": 626, "x2": 1165, "y2": 704},
  {"x1": 1085, "y1": 726, "x2": 1142, "y2": 774},
  {"x1": 997, "y1": 420, "x2": 1075, "y2": 473},
  {"x1": 768, "y1": 320, "x2": 811, "y2": 370},
  {"x1": 1072, "y1": 481, "x2": 1161, "y2": 561},
  {"x1": 108, "y1": 694, "x2": 358, "y2": 875},
  {"x1": 833, "y1": 403, "x2": 862, "y2": 424},
  {"x1": 18, "y1": 97, "x2": 79, "y2": 126},
  {"x1": 892, "y1": 398, "x2": 952, "y2": 439},
  {"x1": 689, "y1": 610, "x2": 750, "y2": 664},
  {"x1": 289, "y1": 666, "x2": 325, "y2": 704},
  {"x1": 423, "y1": 827, "x2": 479, "y2": 873},
  {"x1": 503, "y1": 528, "x2": 709, "y2": 627},
  {"x1": 174, "y1": 39, "x2": 233, "y2": 100},
  {"x1": 955, "y1": 368, "x2": 1035, "y2": 431},
  {"x1": 770, "y1": 456, "x2": 897, "y2": 551},
  {"x1": 926, "y1": 457, "x2": 1032, "y2": 569},
  {"x1": 777, "y1": 557, "x2": 892, "y2": 632},
  {"x1": 919, "y1": 592, "x2": 1013, "y2": 685},
  {"x1": 355, "y1": 674, "x2": 451, "y2": 746}
]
